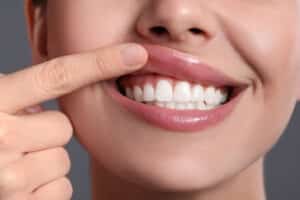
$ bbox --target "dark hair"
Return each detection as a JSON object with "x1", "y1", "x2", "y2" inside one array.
[{"x1": 32, "y1": 0, "x2": 47, "y2": 6}]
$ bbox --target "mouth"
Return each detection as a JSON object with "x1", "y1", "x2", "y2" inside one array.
[{"x1": 102, "y1": 44, "x2": 248, "y2": 133}]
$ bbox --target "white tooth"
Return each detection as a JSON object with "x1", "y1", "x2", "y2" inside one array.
[
  {"x1": 143, "y1": 83, "x2": 155, "y2": 102},
  {"x1": 204, "y1": 86, "x2": 218, "y2": 106},
  {"x1": 166, "y1": 102, "x2": 175, "y2": 109},
  {"x1": 187, "y1": 102, "x2": 195, "y2": 110},
  {"x1": 175, "y1": 103, "x2": 187, "y2": 110},
  {"x1": 216, "y1": 88, "x2": 228, "y2": 104},
  {"x1": 191, "y1": 85, "x2": 205, "y2": 102},
  {"x1": 196, "y1": 101, "x2": 207, "y2": 110},
  {"x1": 155, "y1": 102, "x2": 165, "y2": 108},
  {"x1": 156, "y1": 80, "x2": 173, "y2": 101},
  {"x1": 206, "y1": 104, "x2": 217, "y2": 110},
  {"x1": 173, "y1": 81, "x2": 191, "y2": 102},
  {"x1": 133, "y1": 86, "x2": 143, "y2": 102},
  {"x1": 125, "y1": 87, "x2": 134, "y2": 99}
]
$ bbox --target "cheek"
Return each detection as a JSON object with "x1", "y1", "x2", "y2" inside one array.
[
  {"x1": 46, "y1": 1, "x2": 133, "y2": 57},
  {"x1": 220, "y1": 5, "x2": 300, "y2": 112}
]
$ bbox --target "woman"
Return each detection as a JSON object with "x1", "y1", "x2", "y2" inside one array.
[{"x1": 0, "y1": 0, "x2": 299, "y2": 199}]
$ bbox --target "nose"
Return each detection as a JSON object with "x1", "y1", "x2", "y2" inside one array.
[{"x1": 136, "y1": 0, "x2": 219, "y2": 45}]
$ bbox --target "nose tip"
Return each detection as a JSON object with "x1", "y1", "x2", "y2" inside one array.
[{"x1": 136, "y1": 1, "x2": 218, "y2": 44}]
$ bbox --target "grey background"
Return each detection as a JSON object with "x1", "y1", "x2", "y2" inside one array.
[{"x1": 1, "y1": 1, "x2": 299, "y2": 199}]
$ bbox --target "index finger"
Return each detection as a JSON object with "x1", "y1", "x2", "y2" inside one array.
[{"x1": 0, "y1": 43, "x2": 148, "y2": 114}]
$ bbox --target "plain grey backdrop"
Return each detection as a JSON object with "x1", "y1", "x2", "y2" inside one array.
[{"x1": 1, "y1": 1, "x2": 300, "y2": 199}]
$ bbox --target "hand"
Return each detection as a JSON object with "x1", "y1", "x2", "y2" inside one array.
[{"x1": 0, "y1": 43, "x2": 148, "y2": 199}]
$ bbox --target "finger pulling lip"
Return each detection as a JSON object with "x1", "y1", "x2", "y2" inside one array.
[
  {"x1": 128, "y1": 43, "x2": 249, "y2": 88},
  {"x1": 102, "y1": 43, "x2": 249, "y2": 132}
]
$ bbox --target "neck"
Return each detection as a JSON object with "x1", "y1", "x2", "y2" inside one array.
[{"x1": 90, "y1": 158, "x2": 266, "y2": 200}]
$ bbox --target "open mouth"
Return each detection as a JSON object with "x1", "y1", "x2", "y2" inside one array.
[
  {"x1": 102, "y1": 44, "x2": 248, "y2": 132},
  {"x1": 115, "y1": 73, "x2": 236, "y2": 111}
]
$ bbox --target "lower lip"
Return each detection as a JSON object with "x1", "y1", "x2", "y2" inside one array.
[{"x1": 102, "y1": 81, "x2": 245, "y2": 133}]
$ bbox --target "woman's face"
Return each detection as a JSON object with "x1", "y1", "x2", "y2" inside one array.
[{"x1": 37, "y1": 0, "x2": 300, "y2": 191}]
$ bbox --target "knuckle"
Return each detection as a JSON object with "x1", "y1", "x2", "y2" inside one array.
[
  {"x1": 94, "y1": 54, "x2": 112, "y2": 78},
  {"x1": 34, "y1": 57, "x2": 72, "y2": 96},
  {"x1": 0, "y1": 168, "x2": 26, "y2": 194}
]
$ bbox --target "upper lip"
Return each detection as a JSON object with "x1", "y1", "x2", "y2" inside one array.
[{"x1": 121, "y1": 43, "x2": 248, "y2": 88}]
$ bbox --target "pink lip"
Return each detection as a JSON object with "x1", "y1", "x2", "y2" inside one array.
[
  {"x1": 127, "y1": 43, "x2": 248, "y2": 88},
  {"x1": 102, "y1": 44, "x2": 248, "y2": 132}
]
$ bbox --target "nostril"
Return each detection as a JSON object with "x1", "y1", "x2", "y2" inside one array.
[
  {"x1": 150, "y1": 26, "x2": 169, "y2": 36},
  {"x1": 189, "y1": 28, "x2": 203, "y2": 35}
]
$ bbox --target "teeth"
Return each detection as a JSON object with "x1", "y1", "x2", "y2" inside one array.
[
  {"x1": 175, "y1": 103, "x2": 187, "y2": 110},
  {"x1": 155, "y1": 102, "x2": 165, "y2": 108},
  {"x1": 173, "y1": 81, "x2": 191, "y2": 102},
  {"x1": 156, "y1": 80, "x2": 173, "y2": 101},
  {"x1": 204, "y1": 86, "x2": 228, "y2": 106},
  {"x1": 125, "y1": 87, "x2": 134, "y2": 99},
  {"x1": 204, "y1": 86, "x2": 217, "y2": 106},
  {"x1": 143, "y1": 83, "x2": 155, "y2": 102},
  {"x1": 186, "y1": 102, "x2": 195, "y2": 110},
  {"x1": 166, "y1": 102, "x2": 175, "y2": 109},
  {"x1": 133, "y1": 86, "x2": 143, "y2": 102},
  {"x1": 121, "y1": 79, "x2": 230, "y2": 111},
  {"x1": 216, "y1": 89, "x2": 228, "y2": 104},
  {"x1": 191, "y1": 85, "x2": 205, "y2": 101},
  {"x1": 197, "y1": 101, "x2": 207, "y2": 110}
]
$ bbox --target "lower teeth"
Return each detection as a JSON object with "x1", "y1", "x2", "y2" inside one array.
[{"x1": 144, "y1": 101, "x2": 218, "y2": 110}]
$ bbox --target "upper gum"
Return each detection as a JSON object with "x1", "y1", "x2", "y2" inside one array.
[{"x1": 119, "y1": 74, "x2": 223, "y2": 89}]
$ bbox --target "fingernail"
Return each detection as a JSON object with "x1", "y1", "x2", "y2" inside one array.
[
  {"x1": 25, "y1": 105, "x2": 43, "y2": 113},
  {"x1": 121, "y1": 44, "x2": 148, "y2": 68}
]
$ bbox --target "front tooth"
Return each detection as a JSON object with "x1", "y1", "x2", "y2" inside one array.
[
  {"x1": 204, "y1": 86, "x2": 218, "y2": 106},
  {"x1": 156, "y1": 80, "x2": 173, "y2": 101},
  {"x1": 125, "y1": 87, "x2": 134, "y2": 99},
  {"x1": 191, "y1": 85, "x2": 205, "y2": 102},
  {"x1": 175, "y1": 103, "x2": 187, "y2": 110},
  {"x1": 173, "y1": 81, "x2": 191, "y2": 102},
  {"x1": 143, "y1": 83, "x2": 155, "y2": 102},
  {"x1": 133, "y1": 86, "x2": 143, "y2": 102}
]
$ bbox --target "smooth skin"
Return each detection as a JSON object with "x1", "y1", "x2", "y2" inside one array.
[
  {"x1": 2, "y1": 0, "x2": 300, "y2": 200},
  {"x1": 0, "y1": 2, "x2": 148, "y2": 198}
]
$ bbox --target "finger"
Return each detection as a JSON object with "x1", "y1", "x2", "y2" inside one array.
[
  {"x1": 0, "y1": 150, "x2": 23, "y2": 167},
  {"x1": 0, "y1": 43, "x2": 148, "y2": 114},
  {"x1": 1, "y1": 192, "x2": 29, "y2": 200},
  {"x1": 0, "y1": 111, "x2": 73, "y2": 153},
  {"x1": 30, "y1": 177, "x2": 73, "y2": 200},
  {"x1": 0, "y1": 147, "x2": 71, "y2": 196},
  {"x1": 0, "y1": 74, "x2": 44, "y2": 116}
]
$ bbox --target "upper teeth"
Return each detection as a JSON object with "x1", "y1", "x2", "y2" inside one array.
[{"x1": 123, "y1": 79, "x2": 229, "y2": 110}]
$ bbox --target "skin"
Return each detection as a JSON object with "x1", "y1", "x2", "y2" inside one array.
[
  {"x1": 0, "y1": 1, "x2": 147, "y2": 199},
  {"x1": 23, "y1": 0, "x2": 300, "y2": 199}
]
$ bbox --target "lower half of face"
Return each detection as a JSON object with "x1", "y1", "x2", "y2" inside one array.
[
  {"x1": 57, "y1": 77, "x2": 296, "y2": 192},
  {"x1": 48, "y1": 0, "x2": 300, "y2": 192}
]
